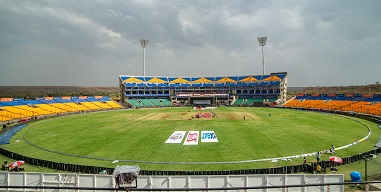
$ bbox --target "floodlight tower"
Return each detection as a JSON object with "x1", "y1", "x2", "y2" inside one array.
[
  {"x1": 257, "y1": 36, "x2": 267, "y2": 75},
  {"x1": 140, "y1": 39, "x2": 149, "y2": 76}
]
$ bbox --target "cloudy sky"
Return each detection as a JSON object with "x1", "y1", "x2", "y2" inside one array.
[{"x1": 1, "y1": 0, "x2": 380, "y2": 87}]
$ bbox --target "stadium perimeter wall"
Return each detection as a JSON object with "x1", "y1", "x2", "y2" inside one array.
[{"x1": 0, "y1": 172, "x2": 344, "y2": 192}]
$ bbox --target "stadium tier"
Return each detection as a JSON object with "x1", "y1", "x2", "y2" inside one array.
[
  {"x1": 0, "y1": 96, "x2": 122, "y2": 123},
  {"x1": 284, "y1": 93, "x2": 381, "y2": 116},
  {"x1": 119, "y1": 72, "x2": 288, "y2": 108},
  {"x1": 149, "y1": 99, "x2": 164, "y2": 107}
]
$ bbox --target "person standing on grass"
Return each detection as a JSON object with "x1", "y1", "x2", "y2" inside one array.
[
  {"x1": 2, "y1": 161, "x2": 8, "y2": 171},
  {"x1": 303, "y1": 157, "x2": 307, "y2": 171},
  {"x1": 316, "y1": 164, "x2": 322, "y2": 174},
  {"x1": 331, "y1": 145, "x2": 335, "y2": 155},
  {"x1": 316, "y1": 152, "x2": 321, "y2": 162}
]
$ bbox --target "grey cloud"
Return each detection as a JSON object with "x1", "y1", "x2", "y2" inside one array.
[{"x1": 0, "y1": 0, "x2": 380, "y2": 87}]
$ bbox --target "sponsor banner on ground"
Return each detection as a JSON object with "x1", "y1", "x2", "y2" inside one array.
[
  {"x1": 201, "y1": 131, "x2": 218, "y2": 142},
  {"x1": 183, "y1": 131, "x2": 199, "y2": 145},
  {"x1": 165, "y1": 131, "x2": 186, "y2": 144}
]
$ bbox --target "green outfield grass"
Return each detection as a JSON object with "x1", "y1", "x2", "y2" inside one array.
[{"x1": 2, "y1": 107, "x2": 380, "y2": 171}]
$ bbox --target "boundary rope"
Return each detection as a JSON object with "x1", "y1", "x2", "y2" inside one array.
[{"x1": 20, "y1": 112, "x2": 372, "y2": 165}]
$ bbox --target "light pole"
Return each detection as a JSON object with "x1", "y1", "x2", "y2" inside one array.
[
  {"x1": 140, "y1": 39, "x2": 149, "y2": 76},
  {"x1": 257, "y1": 36, "x2": 267, "y2": 75}
]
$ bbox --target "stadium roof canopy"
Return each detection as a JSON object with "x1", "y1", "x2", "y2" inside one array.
[
  {"x1": 119, "y1": 72, "x2": 288, "y2": 85},
  {"x1": 123, "y1": 77, "x2": 144, "y2": 83},
  {"x1": 170, "y1": 77, "x2": 189, "y2": 83},
  {"x1": 192, "y1": 77, "x2": 213, "y2": 83},
  {"x1": 216, "y1": 77, "x2": 236, "y2": 83},
  {"x1": 263, "y1": 75, "x2": 282, "y2": 82},
  {"x1": 147, "y1": 77, "x2": 167, "y2": 83},
  {"x1": 239, "y1": 76, "x2": 258, "y2": 82}
]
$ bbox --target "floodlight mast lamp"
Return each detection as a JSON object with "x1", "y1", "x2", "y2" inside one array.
[
  {"x1": 257, "y1": 36, "x2": 267, "y2": 75},
  {"x1": 140, "y1": 39, "x2": 149, "y2": 76}
]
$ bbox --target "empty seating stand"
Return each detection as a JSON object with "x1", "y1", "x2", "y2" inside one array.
[
  {"x1": 232, "y1": 98, "x2": 265, "y2": 106},
  {"x1": 86, "y1": 98, "x2": 113, "y2": 109},
  {"x1": 127, "y1": 98, "x2": 173, "y2": 108},
  {"x1": 127, "y1": 99, "x2": 145, "y2": 108},
  {"x1": 160, "y1": 99, "x2": 172, "y2": 107},
  {"x1": 98, "y1": 97, "x2": 122, "y2": 108},
  {"x1": 140, "y1": 99, "x2": 154, "y2": 107},
  {"x1": 284, "y1": 94, "x2": 381, "y2": 116},
  {"x1": 232, "y1": 98, "x2": 244, "y2": 106},
  {"x1": 149, "y1": 99, "x2": 164, "y2": 107},
  {"x1": 74, "y1": 99, "x2": 102, "y2": 110},
  {"x1": 0, "y1": 97, "x2": 123, "y2": 123}
]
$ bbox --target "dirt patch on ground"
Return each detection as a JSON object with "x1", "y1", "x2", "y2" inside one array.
[
  {"x1": 219, "y1": 112, "x2": 260, "y2": 120},
  {"x1": 133, "y1": 111, "x2": 259, "y2": 121},
  {"x1": 132, "y1": 111, "x2": 259, "y2": 121},
  {"x1": 162, "y1": 114, "x2": 171, "y2": 119},
  {"x1": 134, "y1": 114, "x2": 153, "y2": 121},
  {"x1": 222, "y1": 113, "x2": 236, "y2": 120},
  {"x1": 134, "y1": 113, "x2": 168, "y2": 121},
  {"x1": 234, "y1": 112, "x2": 260, "y2": 120},
  {"x1": 145, "y1": 113, "x2": 169, "y2": 120},
  {"x1": 134, "y1": 111, "x2": 196, "y2": 121},
  {"x1": 180, "y1": 112, "x2": 195, "y2": 120}
]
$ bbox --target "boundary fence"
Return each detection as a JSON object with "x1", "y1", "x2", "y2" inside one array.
[
  {"x1": 0, "y1": 107, "x2": 380, "y2": 176},
  {"x1": 0, "y1": 147, "x2": 380, "y2": 176}
]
